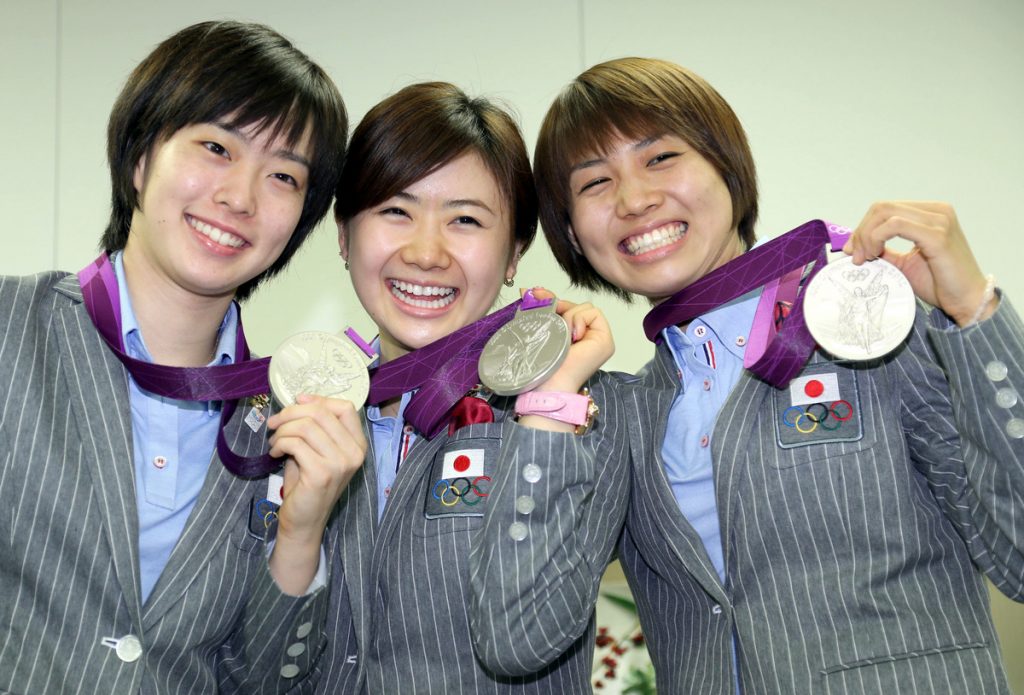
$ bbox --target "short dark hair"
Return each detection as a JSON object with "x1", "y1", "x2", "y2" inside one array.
[
  {"x1": 335, "y1": 82, "x2": 537, "y2": 256},
  {"x1": 103, "y1": 20, "x2": 348, "y2": 301},
  {"x1": 534, "y1": 57, "x2": 758, "y2": 301}
]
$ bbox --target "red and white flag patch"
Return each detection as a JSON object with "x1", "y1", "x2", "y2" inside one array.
[
  {"x1": 442, "y1": 449, "x2": 485, "y2": 479},
  {"x1": 790, "y1": 373, "x2": 841, "y2": 406}
]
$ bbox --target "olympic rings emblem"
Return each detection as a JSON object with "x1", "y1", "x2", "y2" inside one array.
[
  {"x1": 255, "y1": 498, "x2": 279, "y2": 528},
  {"x1": 432, "y1": 476, "x2": 492, "y2": 507},
  {"x1": 781, "y1": 400, "x2": 853, "y2": 434}
]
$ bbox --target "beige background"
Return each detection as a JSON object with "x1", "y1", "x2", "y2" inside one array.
[{"x1": 2, "y1": 1, "x2": 1021, "y2": 690}]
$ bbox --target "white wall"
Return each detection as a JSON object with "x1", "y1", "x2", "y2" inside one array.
[{"x1": 3, "y1": 0, "x2": 1022, "y2": 689}]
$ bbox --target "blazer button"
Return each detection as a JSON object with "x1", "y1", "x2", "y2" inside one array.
[
  {"x1": 986, "y1": 360, "x2": 1008, "y2": 382},
  {"x1": 101, "y1": 634, "x2": 142, "y2": 662}
]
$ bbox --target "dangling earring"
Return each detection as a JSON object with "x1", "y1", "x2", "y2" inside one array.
[
  {"x1": 345, "y1": 261, "x2": 350, "y2": 271},
  {"x1": 503, "y1": 275, "x2": 515, "y2": 288},
  {"x1": 339, "y1": 251, "x2": 349, "y2": 270}
]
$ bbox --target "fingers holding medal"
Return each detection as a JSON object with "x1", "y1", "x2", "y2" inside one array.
[{"x1": 843, "y1": 201, "x2": 996, "y2": 326}]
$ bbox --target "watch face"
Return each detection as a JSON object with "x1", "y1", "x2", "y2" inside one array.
[
  {"x1": 804, "y1": 255, "x2": 916, "y2": 361},
  {"x1": 479, "y1": 307, "x2": 570, "y2": 396},
  {"x1": 269, "y1": 331, "x2": 370, "y2": 408}
]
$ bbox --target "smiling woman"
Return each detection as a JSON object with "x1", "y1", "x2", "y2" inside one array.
[
  {"x1": 317, "y1": 81, "x2": 631, "y2": 694},
  {"x1": 534, "y1": 56, "x2": 1024, "y2": 695}
]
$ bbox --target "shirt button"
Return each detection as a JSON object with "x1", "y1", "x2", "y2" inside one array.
[
  {"x1": 281, "y1": 664, "x2": 301, "y2": 679},
  {"x1": 694, "y1": 325, "x2": 707, "y2": 338},
  {"x1": 295, "y1": 622, "x2": 313, "y2": 639},
  {"x1": 703, "y1": 378, "x2": 712, "y2": 391},
  {"x1": 383, "y1": 486, "x2": 391, "y2": 498},
  {"x1": 986, "y1": 361, "x2": 1008, "y2": 382},
  {"x1": 152, "y1": 455, "x2": 167, "y2": 469},
  {"x1": 699, "y1": 435, "x2": 710, "y2": 448},
  {"x1": 735, "y1": 336, "x2": 747, "y2": 347},
  {"x1": 1007, "y1": 418, "x2": 1024, "y2": 440},
  {"x1": 403, "y1": 424, "x2": 414, "y2": 434},
  {"x1": 287, "y1": 643, "x2": 306, "y2": 657}
]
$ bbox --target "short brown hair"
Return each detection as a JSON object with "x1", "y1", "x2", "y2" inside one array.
[
  {"x1": 104, "y1": 20, "x2": 348, "y2": 301},
  {"x1": 336, "y1": 82, "x2": 537, "y2": 255},
  {"x1": 534, "y1": 57, "x2": 758, "y2": 301}
]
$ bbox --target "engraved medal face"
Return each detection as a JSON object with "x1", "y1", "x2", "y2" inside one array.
[
  {"x1": 804, "y1": 255, "x2": 916, "y2": 361},
  {"x1": 269, "y1": 331, "x2": 370, "y2": 408},
  {"x1": 478, "y1": 304, "x2": 570, "y2": 395}
]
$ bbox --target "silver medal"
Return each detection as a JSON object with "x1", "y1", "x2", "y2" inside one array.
[
  {"x1": 269, "y1": 331, "x2": 372, "y2": 409},
  {"x1": 478, "y1": 301, "x2": 570, "y2": 396},
  {"x1": 804, "y1": 255, "x2": 916, "y2": 361}
]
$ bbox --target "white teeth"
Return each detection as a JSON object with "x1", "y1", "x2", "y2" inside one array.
[
  {"x1": 624, "y1": 222, "x2": 687, "y2": 255},
  {"x1": 188, "y1": 217, "x2": 245, "y2": 248},
  {"x1": 389, "y1": 280, "x2": 457, "y2": 309}
]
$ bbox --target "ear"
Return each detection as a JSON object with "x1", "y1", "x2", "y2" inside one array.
[
  {"x1": 566, "y1": 223, "x2": 583, "y2": 254},
  {"x1": 505, "y1": 240, "x2": 524, "y2": 280},
  {"x1": 132, "y1": 153, "x2": 148, "y2": 195},
  {"x1": 337, "y1": 220, "x2": 349, "y2": 261}
]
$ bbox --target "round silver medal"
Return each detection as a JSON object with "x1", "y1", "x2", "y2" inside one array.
[
  {"x1": 269, "y1": 331, "x2": 370, "y2": 408},
  {"x1": 804, "y1": 255, "x2": 916, "y2": 361},
  {"x1": 478, "y1": 303, "x2": 570, "y2": 395}
]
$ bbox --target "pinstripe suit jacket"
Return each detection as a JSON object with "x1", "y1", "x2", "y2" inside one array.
[
  {"x1": 0, "y1": 272, "x2": 329, "y2": 695},
  {"x1": 314, "y1": 370, "x2": 629, "y2": 694},
  {"x1": 617, "y1": 298, "x2": 1024, "y2": 694}
]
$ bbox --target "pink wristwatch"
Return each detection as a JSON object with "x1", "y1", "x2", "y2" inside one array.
[{"x1": 514, "y1": 389, "x2": 599, "y2": 435}]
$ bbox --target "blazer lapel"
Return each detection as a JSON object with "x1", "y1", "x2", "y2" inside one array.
[
  {"x1": 335, "y1": 416, "x2": 382, "y2": 664},
  {"x1": 628, "y1": 345, "x2": 729, "y2": 604},
  {"x1": 141, "y1": 394, "x2": 267, "y2": 628},
  {"x1": 712, "y1": 369, "x2": 772, "y2": 583},
  {"x1": 53, "y1": 276, "x2": 144, "y2": 624}
]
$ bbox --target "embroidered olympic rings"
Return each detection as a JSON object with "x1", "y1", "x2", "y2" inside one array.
[
  {"x1": 432, "y1": 476, "x2": 491, "y2": 507},
  {"x1": 255, "y1": 498, "x2": 279, "y2": 528},
  {"x1": 781, "y1": 400, "x2": 853, "y2": 434}
]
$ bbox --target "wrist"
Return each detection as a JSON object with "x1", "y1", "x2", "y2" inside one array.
[
  {"x1": 514, "y1": 388, "x2": 598, "y2": 435},
  {"x1": 957, "y1": 274, "x2": 997, "y2": 328}
]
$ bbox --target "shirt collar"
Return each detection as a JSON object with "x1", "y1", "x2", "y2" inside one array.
[
  {"x1": 112, "y1": 251, "x2": 238, "y2": 368},
  {"x1": 662, "y1": 288, "x2": 761, "y2": 364}
]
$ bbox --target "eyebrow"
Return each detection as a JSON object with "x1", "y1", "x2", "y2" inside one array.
[
  {"x1": 215, "y1": 122, "x2": 312, "y2": 170},
  {"x1": 569, "y1": 135, "x2": 663, "y2": 174},
  {"x1": 393, "y1": 191, "x2": 495, "y2": 215}
]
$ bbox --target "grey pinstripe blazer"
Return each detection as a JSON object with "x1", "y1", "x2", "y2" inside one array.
[
  {"x1": 617, "y1": 299, "x2": 1024, "y2": 694},
  {"x1": 0, "y1": 272, "x2": 328, "y2": 695},
  {"x1": 314, "y1": 371, "x2": 629, "y2": 694}
]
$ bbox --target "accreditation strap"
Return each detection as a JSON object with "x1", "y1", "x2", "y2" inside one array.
[
  {"x1": 77, "y1": 253, "x2": 279, "y2": 478},
  {"x1": 642, "y1": 219, "x2": 851, "y2": 388}
]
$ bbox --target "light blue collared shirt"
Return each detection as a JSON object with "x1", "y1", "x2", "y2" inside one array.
[
  {"x1": 661, "y1": 289, "x2": 759, "y2": 582},
  {"x1": 366, "y1": 391, "x2": 418, "y2": 521},
  {"x1": 114, "y1": 253, "x2": 237, "y2": 603}
]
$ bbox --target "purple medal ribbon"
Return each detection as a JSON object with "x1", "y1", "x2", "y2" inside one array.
[
  {"x1": 368, "y1": 291, "x2": 552, "y2": 438},
  {"x1": 78, "y1": 254, "x2": 279, "y2": 478},
  {"x1": 643, "y1": 219, "x2": 850, "y2": 388}
]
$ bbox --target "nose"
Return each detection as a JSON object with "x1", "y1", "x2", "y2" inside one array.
[
  {"x1": 214, "y1": 167, "x2": 257, "y2": 216},
  {"x1": 400, "y1": 222, "x2": 451, "y2": 271},
  {"x1": 615, "y1": 175, "x2": 660, "y2": 218}
]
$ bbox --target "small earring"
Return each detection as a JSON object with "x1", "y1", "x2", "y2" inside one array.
[
  {"x1": 503, "y1": 275, "x2": 515, "y2": 288},
  {"x1": 345, "y1": 261, "x2": 350, "y2": 271}
]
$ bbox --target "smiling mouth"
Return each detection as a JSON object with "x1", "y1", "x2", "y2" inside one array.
[
  {"x1": 389, "y1": 280, "x2": 457, "y2": 309},
  {"x1": 622, "y1": 222, "x2": 688, "y2": 256},
  {"x1": 188, "y1": 215, "x2": 245, "y2": 248}
]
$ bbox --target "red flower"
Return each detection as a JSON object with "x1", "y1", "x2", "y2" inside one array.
[{"x1": 601, "y1": 656, "x2": 618, "y2": 668}]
